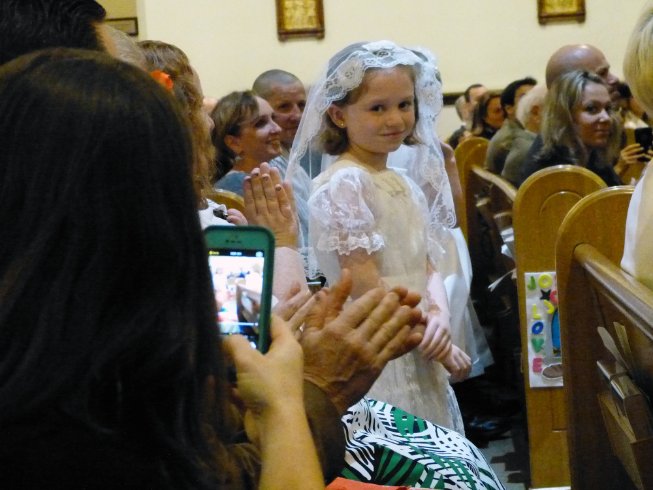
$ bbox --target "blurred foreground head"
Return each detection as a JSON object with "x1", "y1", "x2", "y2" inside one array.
[{"x1": 0, "y1": 48, "x2": 225, "y2": 488}]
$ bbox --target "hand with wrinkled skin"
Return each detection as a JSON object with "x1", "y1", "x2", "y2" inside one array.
[
  {"x1": 299, "y1": 269, "x2": 425, "y2": 414},
  {"x1": 272, "y1": 281, "x2": 315, "y2": 336}
]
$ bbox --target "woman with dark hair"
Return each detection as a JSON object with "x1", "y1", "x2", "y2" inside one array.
[
  {"x1": 519, "y1": 70, "x2": 622, "y2": 186},
  {"x1": 470, "y1": 92, "x2": 504, "y2": 140},
  {"x1": 211, "y1": 90, "x2": 283, "y2": 191},
  {"x1": 211, "y1": 90, "x2": 312, "y2": 260},
  {"x1": 0, "y1": 48, "x2": 324, "y2": 489},
  {"x1": 0, "y1": 0, "x2": 107, "y2": 65}
]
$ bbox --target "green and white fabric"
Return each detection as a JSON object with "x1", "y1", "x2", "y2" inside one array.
[{"x1": 341, "y1": 399, "x2": 505, "y2": 489}]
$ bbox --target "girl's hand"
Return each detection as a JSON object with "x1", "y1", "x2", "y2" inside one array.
[
  {"x1": 419, "y1": 307, "x2": 452, "y2": 361},
  {"x1": 222, "y1": 316, "x2": 304, "y2": 439},
  {"x1": 442, "y1": 345, "x2": 472, "y2": 382}
]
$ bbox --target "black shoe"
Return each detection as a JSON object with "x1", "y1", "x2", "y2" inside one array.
[
  {"x1": 464, "y1": 414, "x2": 511, "y2": 441},
  {"x1": 482, "y1": 392, "x2": 521, "y2": 416},
  {"x1": 454, "y1": 377, "x2": 522, "y2": 417}
]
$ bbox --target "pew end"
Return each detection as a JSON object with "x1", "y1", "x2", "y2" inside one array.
[
  {"x1": 455, "y1": 136, "x2": 489, "y2": 240},
  {"x1": 556, "y1": 185, "x2": 653, "y2": 490},
  {"x1": 514, "y1": 165, "x2": 606, "y2": 487}
]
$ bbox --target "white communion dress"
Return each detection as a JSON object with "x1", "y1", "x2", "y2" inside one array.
[{"x1": 309, "y1": 159, "x2": 463, "y2": 432}]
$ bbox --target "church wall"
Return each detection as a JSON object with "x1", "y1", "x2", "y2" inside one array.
[{"x1": 135, "y1": 0, "x2": 647, "y2": 137}]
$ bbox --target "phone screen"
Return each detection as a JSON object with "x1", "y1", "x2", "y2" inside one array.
[{"x1": 208, "y1": 247, "x2": 268, "y2": 350}]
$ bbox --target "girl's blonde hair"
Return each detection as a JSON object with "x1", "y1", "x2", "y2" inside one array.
[{"x1": 624, "y1": 2, "x2": 653, "y2": 117}]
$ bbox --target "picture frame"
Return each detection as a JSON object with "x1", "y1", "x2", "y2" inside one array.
[
  {"x1": 537, "y1": 0, "x2": 585, "y2": 24},
  {"x1": 106, "y1": 17, "x2": 139, "y2": 37},
  {"x1": 276, "y1": 0, "x2": 325, "y2": 41}
]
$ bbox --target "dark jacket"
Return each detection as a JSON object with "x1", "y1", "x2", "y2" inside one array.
[{"x1": 518, "y1": 134, "x2": 622, "y2": 187}]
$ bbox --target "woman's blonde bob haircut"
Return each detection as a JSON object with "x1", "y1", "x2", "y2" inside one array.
[{"x1": 624, "y1": 2, "x2": 653, "y2": 116}]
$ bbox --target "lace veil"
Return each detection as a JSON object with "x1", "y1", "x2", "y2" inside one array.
[{"x1": 286, "y1": 40, "x2": 456, "y2": 277}]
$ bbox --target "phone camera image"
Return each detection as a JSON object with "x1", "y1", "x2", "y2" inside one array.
[
  {"x1": 209, "y1": 249, "x2": 265, "y2": 350},
  {"x1": 204, "y1": 225, "x2": 274, "y2": 353}
]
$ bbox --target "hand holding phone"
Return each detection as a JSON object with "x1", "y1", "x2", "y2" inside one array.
[
  {"x1": 205, "y1": 225, "x2": 275, "y2": 352},
  {"x1": 222, "y1": 318, "x2": 325, "y2": 488}
]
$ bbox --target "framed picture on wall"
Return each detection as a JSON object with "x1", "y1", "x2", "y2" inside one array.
[
  {"x1": 537, "y1": 0, "x2": 585, "y2": 24},
  {"x1": 276, "y1": 0, "x2": 325, "y2": 41},
  {"x1": 106, "y1": 17, "x2": 139, "y2": 37}
]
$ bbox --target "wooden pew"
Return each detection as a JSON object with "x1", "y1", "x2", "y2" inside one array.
[
  {"x1": 454, "y1": 136, "x2": 489, "y2": 181},
  {"x1": 454, "y1": 136, "x2": 489, "y2": 239},
  {"x1": 457, "y1": 156, "x2": 521, "y2": 389},
  {"x1": 468, "y1": 166, "x2": 521, "y2": 385},
  {"x1": 466, "y1": 165, "x2": 516, "y2": 271},
  {"x1": 206, "y1": 188, "x2": 245, "y2": 213},
  {"x1": 513, "y1": 165, "x2": 606, "y2": 488},
  {"x1": 457, "y1": 136, "x2": 514, "y2": 268},
  {"x1": 556, "y1": 186, "x2": 653, "y2": 490},
  {"x1": 450, "y1": 137, "x2": 524, "y2": 404}
]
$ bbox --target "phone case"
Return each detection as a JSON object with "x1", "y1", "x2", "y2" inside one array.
[{"x1": 204, "y1": 225, "x2": 275, "y2": 353}]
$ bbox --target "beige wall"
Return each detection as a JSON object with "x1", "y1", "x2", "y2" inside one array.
[{"x1": 137, "y1": 0, "x2": 648, "y2": 137}]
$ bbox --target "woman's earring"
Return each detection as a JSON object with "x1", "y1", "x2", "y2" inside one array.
[{"x1": 338, "y1": 121, "x2": 346, "y2": 128}]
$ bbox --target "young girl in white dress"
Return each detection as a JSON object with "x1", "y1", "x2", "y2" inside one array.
[{"x1": 287, "y1": 41, "x2": 470, "y2": 431}]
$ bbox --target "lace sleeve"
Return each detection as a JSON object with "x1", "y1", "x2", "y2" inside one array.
[
  {"x1": 309, "y1": 166, "x2": 384, "y2": 255},
  {"x1": 399, "y1": 173, "x2": 448, "y2": 270}
]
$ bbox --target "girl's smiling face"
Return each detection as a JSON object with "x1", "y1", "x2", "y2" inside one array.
[{"x1": 328, "y1": 66, "x2": 416, "y2": 168}]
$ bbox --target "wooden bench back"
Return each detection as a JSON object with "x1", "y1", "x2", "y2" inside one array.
[
  {"x1": 513, "y1": 164, "x2": 606, "y2": 487},
  {"x1": 556, "y1": 186, "x2": 653, "y2": 490},
  {"x1": 454, "y1": 136, "x2": 488, "y2": 238},
  {"x1": 469, "y1": 165, "x2": 516, "y2": 264},
  {"x1": 206, "y1": 189, "x2": 246, "y2": 213},
  {"x1": 461, "y1": 164, "x2": 517, "y2": 297}
]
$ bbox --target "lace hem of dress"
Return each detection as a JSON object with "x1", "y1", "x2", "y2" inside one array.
[{"x1": 317, "y1": 231, "x2": 384, "y2": 255}]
